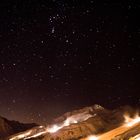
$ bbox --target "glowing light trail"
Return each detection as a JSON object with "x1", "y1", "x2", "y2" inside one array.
[
  {"x1": 124, "y1": 113, "x2": 140, "y2": 127},
  {"x1": 9, "y1": 130, "x2": 32, "y2": 140},
  {"x1": 86, "y1": 135, "x2": 98, "y2": 140}
]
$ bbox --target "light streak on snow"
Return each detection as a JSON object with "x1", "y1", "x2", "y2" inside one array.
[
  {"x1": 86, "y1": 135, "x2": 98, "y2": 140},
  {"x1": 24, "y1": 130, "x2": 48, "y2": 140},
  {"x1": 124, "y1": 113, "x2": 140, "y2": 127},
  {"x1": 47, "y1": 111, "x2": 93, "y2": 133},
  {"x1": 9, "y1": 130, "x2": 32, "y2": 140}
]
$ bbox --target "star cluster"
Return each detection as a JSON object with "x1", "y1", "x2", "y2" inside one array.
[{"x1": 0, "y1": 0, "x2": 140, "y2": 124}]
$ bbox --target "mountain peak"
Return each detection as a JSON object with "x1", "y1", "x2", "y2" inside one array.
[{"x1": 93, "y1": 104, "x2": 104, "y2": 110}]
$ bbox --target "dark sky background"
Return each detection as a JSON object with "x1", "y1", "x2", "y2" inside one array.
[{"x1": 0, "y1": 0, "x2": 140, "y2": 124}]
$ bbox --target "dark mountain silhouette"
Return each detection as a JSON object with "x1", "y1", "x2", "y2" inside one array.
[{"x1": 0, "y1": 116, "x2": 37, "y2": 139}]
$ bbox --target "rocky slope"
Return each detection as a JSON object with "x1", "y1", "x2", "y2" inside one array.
[{"x1": 0, "y1": 116, "x2": 37, "y2": 139}]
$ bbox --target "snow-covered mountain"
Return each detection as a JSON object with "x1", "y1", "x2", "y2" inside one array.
[{"x1": 2, "y1": 104, "x2": 139, "y2": 140}]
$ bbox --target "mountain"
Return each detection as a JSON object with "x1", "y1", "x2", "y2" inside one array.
[
  {"x1": 42, "y1": 105, "x2": 127, "y2": 140},
  {"x1": 4, "y1": 104, "x2": 140, "y2": 140},
  {"x1": 0, "y1": 116, "x2": 37, "y2": 139}
]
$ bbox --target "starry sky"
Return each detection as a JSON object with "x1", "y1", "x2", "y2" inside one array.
[{"x1": 0, "y1": 0, "x2": 140, "y2": 124}]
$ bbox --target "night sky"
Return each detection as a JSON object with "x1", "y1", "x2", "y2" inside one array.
[{"x1": 0, "y1": 0, "x2": 140, "y2": 124}]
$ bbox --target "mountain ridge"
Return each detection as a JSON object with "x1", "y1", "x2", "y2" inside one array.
[
  {"x1": 0, "y1": 116, "x2": 37, "y2": 139},
  {"x1": 1, "y1": 104, "x2": 139, "y2": 140}
]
